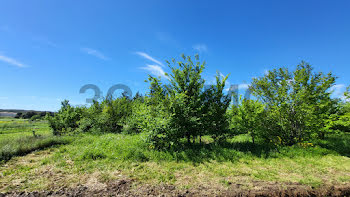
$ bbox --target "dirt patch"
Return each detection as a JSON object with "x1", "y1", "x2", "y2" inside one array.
[
  {"x1": 1, "y1": 179, "x2": 350, "y2": 197},
  {"x1": 222, "y1": 181, "x2": 350, "y2": 196},
  {"x1": 0, "y1": 179, "x2": 133, "y2": 197}
]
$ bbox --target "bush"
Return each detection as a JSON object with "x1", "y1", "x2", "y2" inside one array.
[
  {"x1": 230, "y1": 98, "x2": 265, "y2": 144},
  {"x1": 145, "y1": 54, "x2": 232, "y2": 148},
  {"x1": 30, "y1": 114, "x2": 41, "y2": 121},
  {"x1": 250, "y1": 62, "x2": 336, "y2": 145},
  {"x1": 327, "y1": 87, "x2": 350, "y2": 133},
  {"x1": 77, "y1": 96, "x2": 133, "y2": 134},
  {"x1": 46, "y1": 55, "x2": 348, "y2": 150},
  {"x1": 202, "y1": 72, "x2": 231, "y2": 142},
  {"x1": 47, "y1": 100, "x2": 85, "y2": 135}
]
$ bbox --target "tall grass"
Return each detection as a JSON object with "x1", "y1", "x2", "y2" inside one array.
[
  {"x1": 0, "y1": 118, "x2": 73, "y2": 162},
  {"x1": 1, "y1": 118, "x2": 350, "y2": 189},
  {"x1": 42, "y1": 132, "x2": 350, "y2": 188},
  {"x1": 51, "y1": 133, "x2": 349, "y2": 164},
  {"x1": 0, "y1": 135, "x2": 73, "y2": 162}
]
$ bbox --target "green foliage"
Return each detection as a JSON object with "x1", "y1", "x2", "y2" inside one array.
[
  {"x1": 46, "y1": 55, "x2": 347, "y2": 150},
  {"x1": 202, "y1": 72, "x2": 231, "y2": 142},
  {"x1": 144, "y1": 54, "x2": 232, "y2": 148},
  {"x1": 20, "y1": 111, "x2": 37, "y2": 119},
  {"x1": 30, "y1": 114, "x2": 41, "y2": 121},
  {"x1": 327, "y1": 87, "x2": 350, "y2": 133},
  {"x1": 164, "y1": 54, "x2": 206, "y2": 145},
  {"x1": 141, "y1": 76, "x2": 172, "y2": 148},
  {"x1": 345, "y1": 85, "x2": 350, "y2": 100},
  {"x1": 231, "y1": 98, "x2": 265, "y2": 143},
  {"x1": 250, "y1": 62, "x2": 336, "y2": 145},
  {"x1": 47, "y1": 100, "x2": 85, "y2": 135},
  {"x1": 78, "y1": 97, "x2": 133, "y2": 133},
  {"x1": 14, "y1": 111, "x2": 52, "y2": 119},
  {"x1": 0, "y1": 115, "x2": 68, "y2": 163},
  {"x1": 98, "y1": 96, "x2": 133, "y2": 133}
]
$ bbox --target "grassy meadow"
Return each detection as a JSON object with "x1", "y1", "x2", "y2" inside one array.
[
  {"x1": 0, "y1": 118, "x2": 349, "y2": 194},
  {"x1": 0, "y1": 118, "x2": 71, "y2": 162}
]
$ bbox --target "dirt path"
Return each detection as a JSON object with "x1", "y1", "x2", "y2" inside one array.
[{"x1": 1, "y1": 179, "x2": 350, "y2": 197}]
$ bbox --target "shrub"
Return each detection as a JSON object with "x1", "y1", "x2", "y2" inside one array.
[
  {"x1": 145, "y1": 54, "x2": 232, "y2": 148},
  {"x1": 76, "y1": 96, "x2": 134, "y2": 134},
  {"x1": 30, "y1": 114, "x2": 41, "y2": 121},
  {"x1": 327, "y1": 87, "x2": 350, "y2": 133},
  {"x1": 231, "y1": 98, "x2": 265, "y2": 144},
  {"x1": 47, "y1": 100, "x2": 85, "y2": 135},
  {"x1": 202, "y1": 72, "x2": 231, "y2": 142},
  {"x1": 250, "y1": 62, "x2": 336, "y2": 145},
  {"x1": 141, "y1": 76, "x2": 172, "y2": 148}
]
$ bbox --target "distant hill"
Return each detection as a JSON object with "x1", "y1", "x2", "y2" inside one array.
[
  {"x1": 0, "y1": 109, "x2": 54, "y2": 118},
  {"x1": 0, "y1": 112, "x2": 17, "y2": 117},
  {"x1": 0, "y1": 109, "x2": 52, "y2": 113}
]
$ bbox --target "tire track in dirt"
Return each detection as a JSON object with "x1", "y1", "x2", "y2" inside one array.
[{"x1": 1, "y1": 179, "x2": 350, "y2": 197}]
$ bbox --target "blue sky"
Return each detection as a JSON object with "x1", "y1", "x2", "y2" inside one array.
[{"x1": 1, "y1": 0, "x2": 350, "y2": 111}]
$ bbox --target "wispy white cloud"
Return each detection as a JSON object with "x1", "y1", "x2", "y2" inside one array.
[
  {"x1": 140, "y1": 64, "x2": 168, "y2": 79},
  {"x1": 81, "y1": 47, "x2": 109, "y2": 60},
  {"x1": 193, "y1": 44, "x2": 208, "y2": 53},
  {"x1": 136, "y1": 52, "x2": 168, "y2": 79},
  {"x1": 135, "y1": 52, "x2": 164, "y2": 67},
  {"x1": 0, "y1": 54, "x2": 27, "y2": 68},
  {"x1": 330, "y1": 84, "x2": 346, "y2": 98}
]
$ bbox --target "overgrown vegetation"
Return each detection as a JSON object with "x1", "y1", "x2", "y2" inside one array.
[
  {"x1": 249, "y1": 63, "x2": 337, "y2": 145},
  {"x1": 0, "y1": 135, "x2": 72, "y2": 162},
  {"x1": 14, "y1": 110, "x2": 53, "y2": 120},
  {"x1": 47, "y1": 55, "x2": 350, "y2": 149},
  {"x1": 0, "y1": 118, "x2": 72, "y2": 162},
  {"x1": 1, "y1": 132, "x2": 350, "y2": 192},
  {"x1": 1, "y1": 55, "x2": 350, "y2": 193}
]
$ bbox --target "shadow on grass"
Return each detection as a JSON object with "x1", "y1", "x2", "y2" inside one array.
[
  {"x1": 0, "y1": 136, "x2": 73, "y2": 163},
  {"x1": 160, "y1": 133, "x2": 350, "y2": 163},
  {"x1": 316, "y1": 133, "x2": 350, "y2": 157},
  {"x1": 164, "y1": 140, "x2": 278, "y2": 163}
]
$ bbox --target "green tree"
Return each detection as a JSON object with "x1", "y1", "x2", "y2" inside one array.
[
  {"x1": 142, "y1": 76, "x2": 171, "y2": 148},
  {"x1": 145, "y1": 54, "x2": 232, "y2": 148},
  {"x1": 327, "y1": 86, "x2": 350, "y2": 133},
  {"x1": 202, "y1": 72, "x2": 231, "y2": 142},
  {"x1": 345, "y1": 85, "x2": 350, "y2": 100},
  {"x1": 165, "y1": 54, "x2": 206, "y2": 144},
  {"x1": 232, "y1": 98, "x2": 265, "y2": 144},
  {"x1": 250, "y1": 62, "x2": 336, "y2": 145},
  {"x1": 47, "y1": 100, "x2": 85, "y2": 135},
  {"x1": 30, "y1": 114, "x2": 41, "y2": 121}
]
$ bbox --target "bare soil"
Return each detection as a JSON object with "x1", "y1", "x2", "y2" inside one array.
[{"x1": 1, "y1": 179, "x2": 350, "y2": 197}]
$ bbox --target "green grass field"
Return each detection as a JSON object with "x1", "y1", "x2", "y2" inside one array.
[
  {"x1": 0, "y1": 118, "x2": 349, "y2": 194},
  {"x1": 0, "y1": 118, "x2": 72, "y2": 162}
]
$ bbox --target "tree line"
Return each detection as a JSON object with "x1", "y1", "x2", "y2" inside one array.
[
  {"x1": 15, "y1": 111, "x2": 54, "y2": 120},
  {"x1": 47, "y1": 54, "x2": 350, "y2": 149}
]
